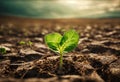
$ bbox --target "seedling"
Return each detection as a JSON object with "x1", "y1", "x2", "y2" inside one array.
[
  {"x1": 0, "y1": 47, "x2": 6, "y2": 54},
  {"x1": 19, "y1": 41, "x2": 33, "y2": 46},
  {"x1": 19, "y1": 41, "x2": 26, "y2": 45},
  {"x1": 27, "y1": 41, "x2": 33, "y2": 46},
  {"x1": 45, "y1": 29, "x2": 79, "y2": 69}
]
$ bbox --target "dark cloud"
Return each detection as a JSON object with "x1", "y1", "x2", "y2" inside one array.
[{"x1": 0, "y1": 0, "x2": 120, "y2": 18}]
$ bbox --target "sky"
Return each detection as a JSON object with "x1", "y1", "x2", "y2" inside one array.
[{"x1": 0, "y1": 0, "x2": 120, "y2": 18}]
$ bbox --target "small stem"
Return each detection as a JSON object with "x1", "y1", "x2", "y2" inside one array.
[
  {"x1": 59, "y1": 49, "x2": 63, "y2": 69},
  {"x1": 58, "y1": 44, "x2": 64, "y2": 70}
]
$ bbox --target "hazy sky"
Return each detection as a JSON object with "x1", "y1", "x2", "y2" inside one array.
[{"x1": 0, "y1": 0, "x2": 120, "y2": 18}]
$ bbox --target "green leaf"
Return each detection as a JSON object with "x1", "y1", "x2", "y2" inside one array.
[
  {"x1": 44, "y1": 29, "x2": 79, "y2": 69},
  {"x1": 19, "y1": 41, "x2": 26, "y2": 45},
  {"x1": 44, "y1": 29, "x2": 79, "y2": 54},
  {"x1": 0, "y1": 47, "x2": 6, "y2": 54},
  {"x1": 60, "y1": 30, "x2": 79, "y2": 53},
  {"x1": 27, "y1": 41, "x2": 33, "y2": 46},
  {"x1": 45, "y1": 33, "x2": 62, "y2": 52}
]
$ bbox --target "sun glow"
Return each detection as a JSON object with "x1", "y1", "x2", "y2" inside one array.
[
  {"x1": 58, "y1": 0, "x2": 92, "y2": 10},
  {"x1": 62, "y1": 0, "x2": 90, "y2": 5},
  {"x1": 64, "y1": 0, "x2": 78, "y2": 4}
]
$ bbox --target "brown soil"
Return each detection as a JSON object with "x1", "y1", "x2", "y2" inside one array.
[{"x1": 0, "y1": 17, "x2": 120, "y2": 82}]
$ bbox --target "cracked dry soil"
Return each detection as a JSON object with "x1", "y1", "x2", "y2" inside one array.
[{"x1": 0, "y1": 19, "x2": 120, "y2": 82}]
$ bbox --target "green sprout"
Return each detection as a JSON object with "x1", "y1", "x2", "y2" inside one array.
[
  {"x1": 19, "y1": 41, "x2": 26, "y2": 45},
  {"x1": 0, "y1": 47, "x2": 6, "y2": 54},
  {"x1": 27, "y1": 41, "x2": 33, "y2": 46},
  {"x1": 45, "y1": 29, "x2": 79, "y2": 69},
  {"x1": 19, "y1": 41, "x2": 33, "y2": 46}
]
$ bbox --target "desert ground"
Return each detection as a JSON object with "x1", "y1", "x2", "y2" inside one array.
[{"x1": 0, "y1": 16, "x2": 120, "y2": 82}]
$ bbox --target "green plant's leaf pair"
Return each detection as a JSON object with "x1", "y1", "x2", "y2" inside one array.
[
  {"x1": 0, "y1": 47, "x2": 6, "y2": 54},
  {"x1": 45, "y1": 29, "x2": 79, "y2": 54},
  {"x1": 19, "y1": 41, "x2": 26, "y2": 45},
  {"x1": 19, "y1": 41, "x2": 33, "y2": 46}
]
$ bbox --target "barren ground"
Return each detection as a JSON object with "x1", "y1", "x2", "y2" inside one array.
[{"x1": 0, "y1": 17, "x2": 120, "y2": 82}]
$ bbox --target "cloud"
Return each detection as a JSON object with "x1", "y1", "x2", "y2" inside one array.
[{"x1": 0, "y1": 0, "x2": 119, "y2": 18}]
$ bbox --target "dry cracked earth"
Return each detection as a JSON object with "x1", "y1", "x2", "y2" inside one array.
[{"x1": 0, "y1": 20, "x2": 120, "y2": 82}]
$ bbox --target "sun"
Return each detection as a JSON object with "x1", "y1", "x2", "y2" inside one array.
[
  {"x1": 65, "y1": 0, "x2": 78, "y2": 4},
  {"x1": 59, "y1": 0, "x2": 91, "y2": 7},
  {"x1": 58, "y1": 0, "x2": 91, "y2": 10},
  {"x1": 58, "y1": 0, "x2": 78, "y2": 4}
]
